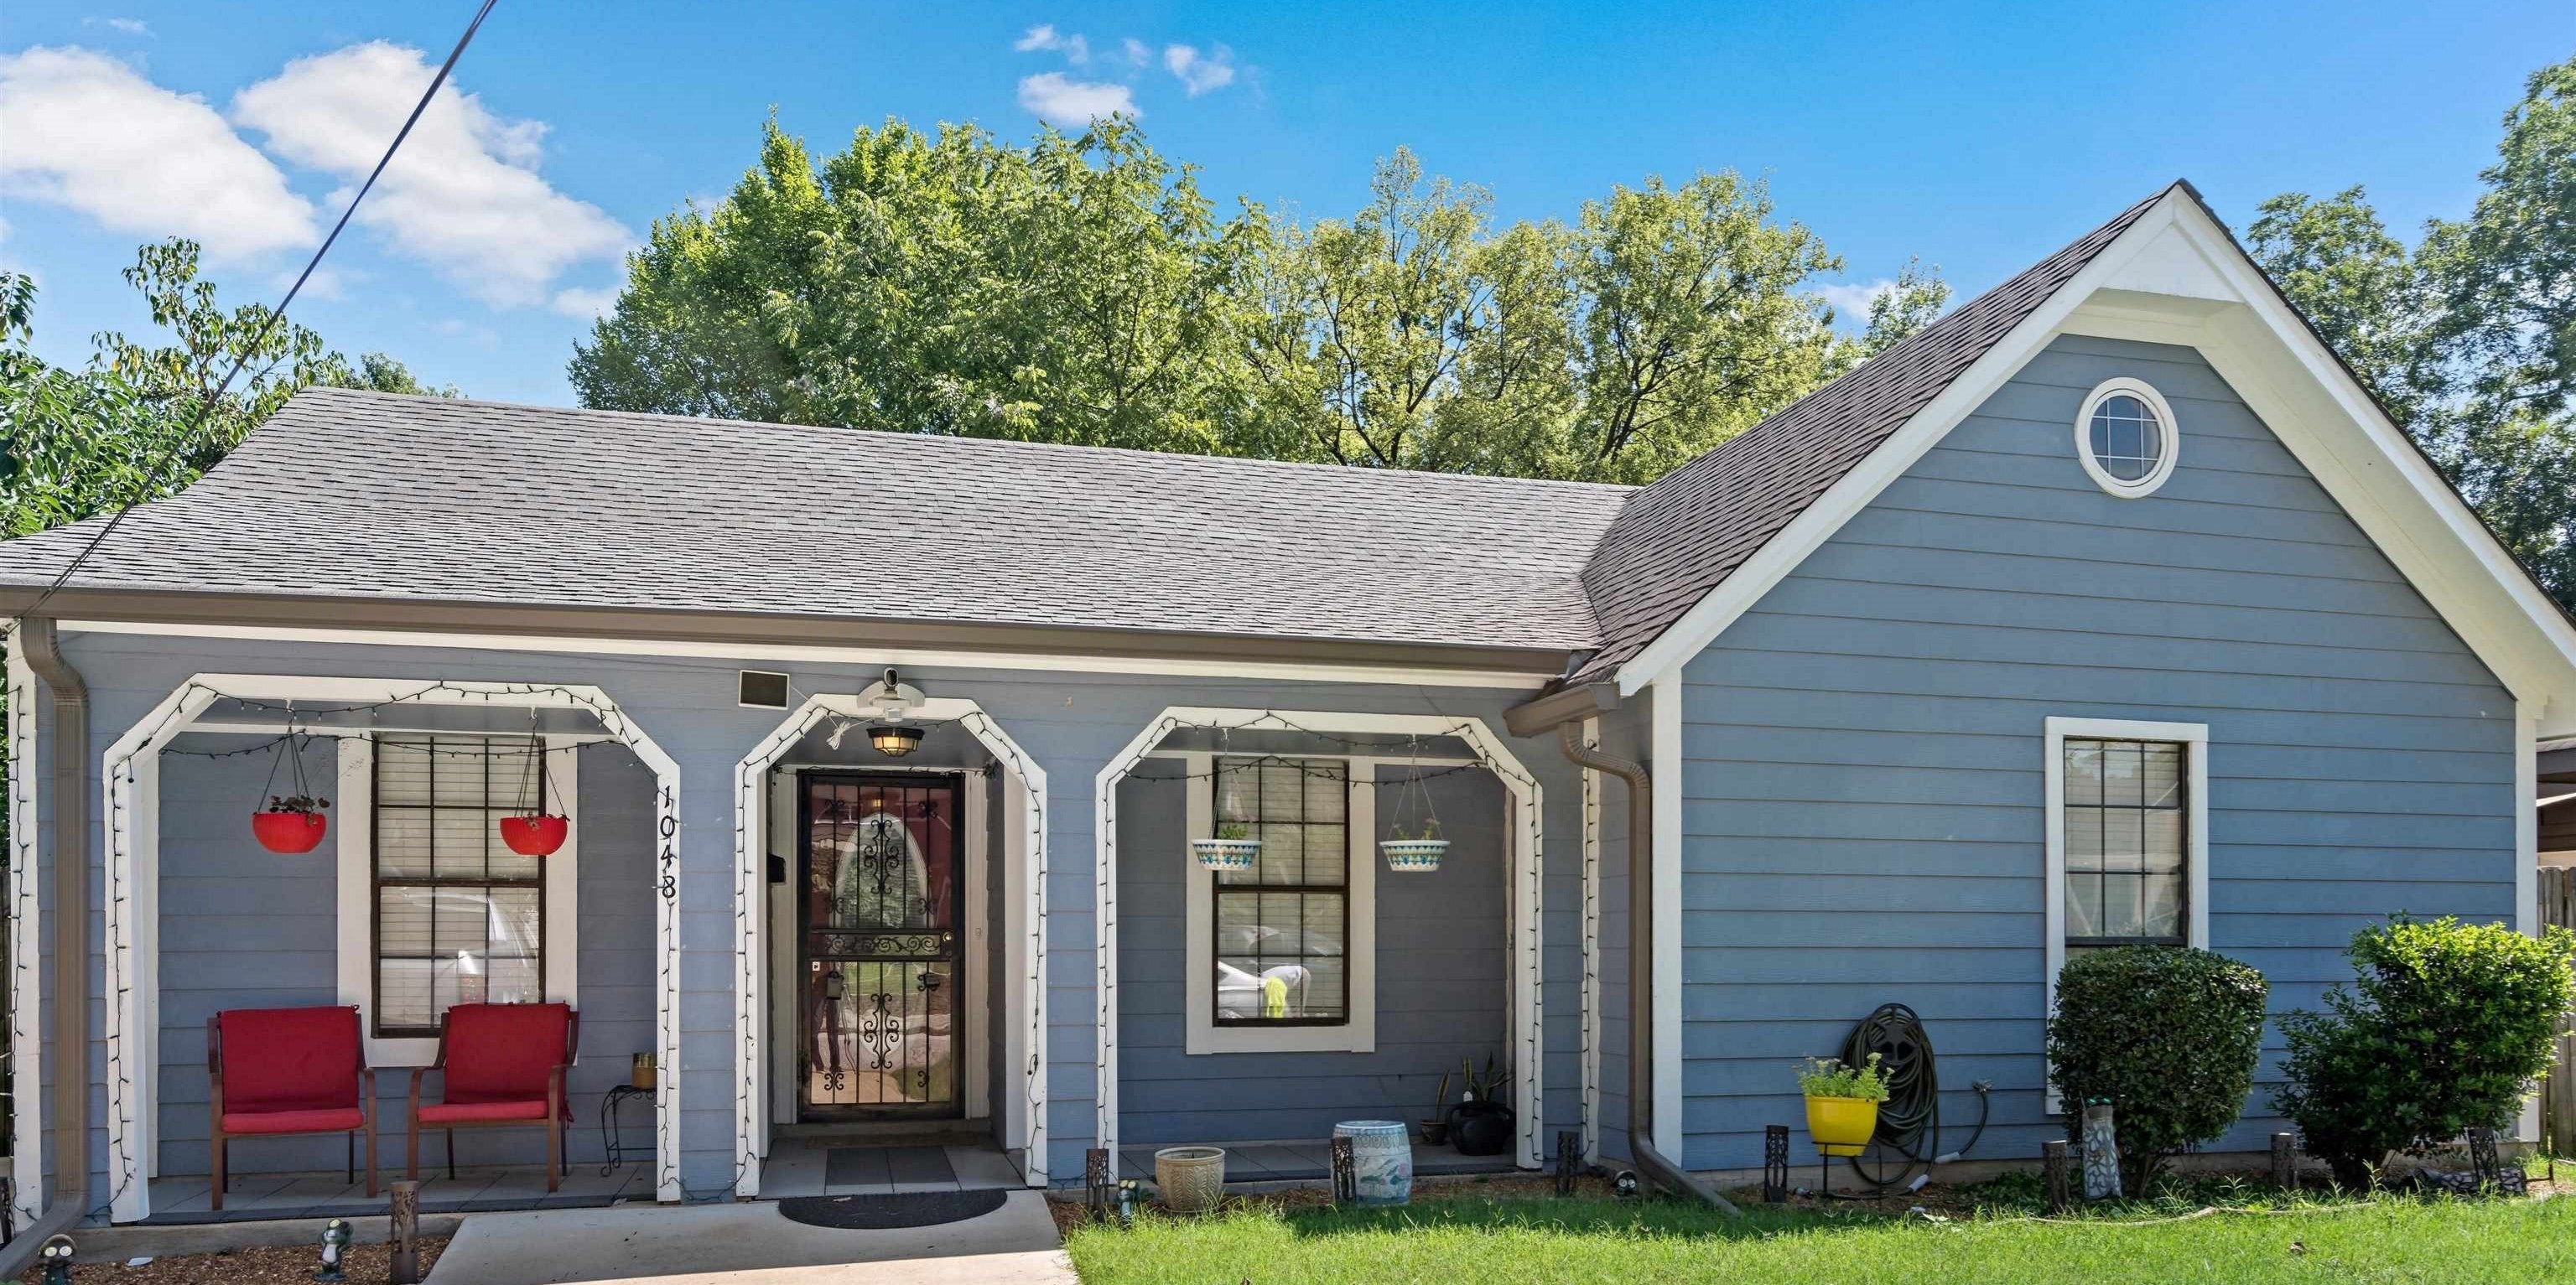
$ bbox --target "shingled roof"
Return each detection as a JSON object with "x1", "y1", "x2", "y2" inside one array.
[
  {"x1": 0, "y1": 390, "x2": 1631, "y2": 654},
  {"x1": 1566, "y1": 186, "x2": 2166, "y2": 682}
]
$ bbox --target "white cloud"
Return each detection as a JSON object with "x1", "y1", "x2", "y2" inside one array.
[
  {"x1": 1817, "y1": 279, "x2": 1898, "y2": 327},
  {"x1": 1016, "y1": 72, "x2": 1137, "y2": 126},
  {"x1": 103, "y1": 18, "x2": 151, "y2": 35},
  {"x1": 231, "y1": 41, "x2": 630, "y2": 309},
  {"x1": 0, "y1": 47, "x2": 317, "y2": 260},
  {"x1": 550, "y1": 285, "x2": 619, "y2": 319},
  {"x1": 1121, "y1": 38, "x2": 1150, "y2": 68},
  {"x1": 1163, "y1": 44, "x2": 1235, "y2": 96},
  {"x1": 1013, "y1": 23, "x2": 1088, "y2": 65},
  {"x1": 276, "y1": 263, "x2": 358, "y2": 301}
]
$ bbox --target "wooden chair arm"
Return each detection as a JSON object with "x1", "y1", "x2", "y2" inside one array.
[{"x1": 205, "y1": 1016, "x2": 224, "y2": 1119}]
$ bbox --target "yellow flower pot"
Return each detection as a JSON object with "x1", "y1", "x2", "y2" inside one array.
[{"x1": 1805, "y1": 1095, "x2": 1879, "y2": 1158}]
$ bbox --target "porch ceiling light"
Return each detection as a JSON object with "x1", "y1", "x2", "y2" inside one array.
[{"x1": 859, "y1": 666, "x2": 927, "y2": 758}]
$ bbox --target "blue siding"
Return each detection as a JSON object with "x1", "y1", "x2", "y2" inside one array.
[
  {"x1": 1675, "y1": 334, "x2": 2518, "y2": 1171},
  {"x1": 1115, "y1": 764, "x2": 1508, "y2": 1145}
]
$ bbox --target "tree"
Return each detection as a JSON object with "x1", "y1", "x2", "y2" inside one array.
[
  {"x1": 1, "y1": 240, "x2": 451, "y2": 536},
  {"x1": 571, "y1": 117, "x2": 1266, "y2": 456},
  {"x1": 2250, "y1": 55, "x2": 2576, "y2": 610}
]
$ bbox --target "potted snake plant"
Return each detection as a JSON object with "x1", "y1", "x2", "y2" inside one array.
[{"x1": 1796, "y1": 1053, "x2": 1888, "y2": 1158}]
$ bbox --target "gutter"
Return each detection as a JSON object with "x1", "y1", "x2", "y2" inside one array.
[
  {"x1": 3, "y1": 618, "x2": 87, "y2": 1271},
  {"x1": 1507, "y1": 683, "x2": 1739, "y2": 1215}
]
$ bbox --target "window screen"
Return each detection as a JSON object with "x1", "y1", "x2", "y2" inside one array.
[
  {"x1": 372, "y1": 734, "x2": 547, "y2": 1036},
  {"x1": 2062, "y1": 738, "x2": 2186, "y2": 947},
  {"x1": 1211, "y1": 757, "x2": 1348, "y2": 1025}
]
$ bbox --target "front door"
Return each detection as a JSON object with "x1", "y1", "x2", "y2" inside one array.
[{"x1": 797, "y1": 772, "x2": 963, "y2": 1117}]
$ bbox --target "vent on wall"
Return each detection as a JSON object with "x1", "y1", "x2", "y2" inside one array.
[{"x1": 738, "y1": 670, "x2": 791, "y2": 709}]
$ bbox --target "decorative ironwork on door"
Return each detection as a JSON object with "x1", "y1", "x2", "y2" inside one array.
[{"x1": 799, "y1": 774, "x2": 962, "y2": 1115}]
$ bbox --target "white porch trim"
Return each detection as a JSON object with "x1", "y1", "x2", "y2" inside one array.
[
  {"x1": 98, "y1": 675, "x2": 684, "y2": 1222},
  {"x1": 1093, "y1": 708, "x2": 1546, "y2": 1168},
  {"x1": 732, "y1": 695, "x2": 1048, "y2": 1193},
  {"x1": 2516, "y1": 700, "x2": 2541, "y2": 1142},
  {"x1": 4, "y1": 631, "x2": 43, "y2": 1228},
  {"x1": 1578, "y1": 717, "x2": 1602, "y2": 1165}
]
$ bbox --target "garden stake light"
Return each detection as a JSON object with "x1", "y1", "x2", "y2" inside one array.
[
  {"x1": 36, "y1": 1234, "x2": 74, "y2": 1285},
  {"x1": 1555, "y1": 1130, "x2": 1581, "y2": 1195},
  {"x1": 2042, "y1": 1140, "x2": 2071, "y2": 1213},
  {"x1": 317, "y1": 1217, "x2": 352, "y2": 1282},
  {"x1": 1331, "y1": 1136, "x2": 1357, "y2": 1203},
  {"x1": 390, "y1": 1180, "x2": 421, "y2": 1285},
  {"x1": 1763, "y1": 1125, "x2": 1789, "y2": 1204},
  {"x1": 2271, "y1": 1132, "x2": 2298, "y2": 1193}
]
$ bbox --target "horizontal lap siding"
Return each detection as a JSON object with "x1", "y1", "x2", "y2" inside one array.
[
  {"x1": 1115, "y1": 767, "x2": 1509, "y2": 1146},
  {"x1": 1675, "y1": 334, "x2": 2517, "y2": 1172},
  {"x1": 153, "y1": 740, "x2": 658, "y2": 1176}
]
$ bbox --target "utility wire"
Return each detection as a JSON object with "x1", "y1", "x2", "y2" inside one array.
[{"x1": 14, "y1": 0, "x2": 501, "y2": 624}]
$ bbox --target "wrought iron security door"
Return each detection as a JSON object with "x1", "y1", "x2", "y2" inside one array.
[{"x1": 798, "y1": 773, "x2": 963, "y2": 1117}]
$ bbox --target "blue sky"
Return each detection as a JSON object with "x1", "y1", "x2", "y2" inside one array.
[{"x1": 4, "y1": 2, "x2": 2569, "y2": 407}]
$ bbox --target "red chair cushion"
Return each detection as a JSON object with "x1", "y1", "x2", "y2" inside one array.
[
  {"x1": 441, "y1": 1003, "x2": 573, "y2": 1105},
  {"x1": 418, "y1": 1098, "x2": 563, "y2": 1125},
  {"x1": 216, "y1": 1007, "x2": 361, "y2": 1115},
  {"x1": 221, "y1": 1106, "x2": 365, "y2": 1136}
]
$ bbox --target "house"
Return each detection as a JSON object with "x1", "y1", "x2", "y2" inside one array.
[{"x1": 3, "y1": 181, "x2": 2571, "y2": 1239}]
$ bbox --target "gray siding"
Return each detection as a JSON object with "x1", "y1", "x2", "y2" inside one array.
[
  {"x1": 49, "y1": 630, "x2": 1586, "y2": 1194},
  {"x1": 1675, "y1": 334, "x2": 2519, "y2": 1170},
  {"x1": 152, "y1": 739, "x2": 660, "y2": 1175},
  {"x1": 1114, "y1": 764, "x2": 1508, "y2": 1145}
]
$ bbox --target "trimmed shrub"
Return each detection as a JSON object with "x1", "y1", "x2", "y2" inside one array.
[
  {"x1": 2046, "y1": 945, "x2": 2269, "y2": 1190},
  {"x1": 2273, "y1": 915, "x2": 2576, "y2": 1188}
]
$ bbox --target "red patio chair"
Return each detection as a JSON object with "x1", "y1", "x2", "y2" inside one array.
[
  {"x1": 207, "y1": 1006, "x2": 374, "y2": 1210},
  {"x1": 406, "y1": 1002, "x2": 579, "y2": 1190}
]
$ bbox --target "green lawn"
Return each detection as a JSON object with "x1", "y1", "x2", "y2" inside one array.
[{"x1": 1063, "y1": 1193, "x2": 2574, "y2": 1284}]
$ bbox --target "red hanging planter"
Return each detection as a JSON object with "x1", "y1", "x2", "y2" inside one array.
[
  {"x1": 499, "y1": 813, "x2": 569, "y2": 857},
  {"x1": 251, "y1": 806, "x2": 329, "y2": 854}
]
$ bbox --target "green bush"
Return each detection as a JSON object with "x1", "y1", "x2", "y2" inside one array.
[
  {"x1": 2046, "y1": 945, "x2": 2269, "y2": 1190},
  {"x1": 2273, "y1": 915, "x2": 2576, "y2": 1188}
]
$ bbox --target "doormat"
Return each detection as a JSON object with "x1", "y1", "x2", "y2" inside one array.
[{"x1": 778, "y1": 1189, "x2": 1010, "y2": 1230}]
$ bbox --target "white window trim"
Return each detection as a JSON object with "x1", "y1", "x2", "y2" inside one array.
[
  {"x1": 1182, "y1": 751, "x2": 1379, "y2": 1054},
  {"x1": 2075, "y1": 376, "x2": 2182, "y2": 499},
  {"x1": 2043, "y1": 716, "x2": 2209, "y2": 1112},
  {"x1": 335, "y1": 734, "x2": 582, "y2": 1069}
]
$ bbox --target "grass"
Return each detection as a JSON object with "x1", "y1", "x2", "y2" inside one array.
[{"x1": 1063, "y1": 1189, "x2": 2575, "y2": 1284}]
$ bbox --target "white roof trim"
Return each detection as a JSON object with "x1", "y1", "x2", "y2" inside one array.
[{"x1": 1613, "y1": 189, "x2": 2576, "y2": 738}]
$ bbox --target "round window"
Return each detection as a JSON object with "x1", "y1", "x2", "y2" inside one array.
[{"x1": 2074, "y1": 378, "x2": 2179, "y2": 497}]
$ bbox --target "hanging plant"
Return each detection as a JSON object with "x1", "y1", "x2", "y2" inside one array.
[
  {"x1": 252, "y1": 795, "x2": 330, "y2": 854},
  {"x1": 1191, "y1": 821, "x2": 1261, "y2": 872},
  {"x1": 250, "y1": 715, "x2": 330, "y2": 853},
  {"x1": 497, "y1": 722, "x2": 570, "y2": 857},
  {"x1": 1380, "y1": 741, "x2": 1449, "y2": 872}
]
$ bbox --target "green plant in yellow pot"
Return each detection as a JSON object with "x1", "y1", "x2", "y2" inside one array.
[{"x1": 1796, "y1": 1053, "x2": 1888, "y2": 1158}]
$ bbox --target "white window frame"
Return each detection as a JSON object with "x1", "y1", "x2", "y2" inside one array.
[
  {"x1": 2075, "y1": 376, "x2": 2182, "y2": 499},
  {"x1": 2043, "y1": 716, "x2": 2209, "y2": 1111},
  {"x1": 1179, "y1": 750, "x2": 1379, "y2": 1054},
  {"x1": 335, "y1": 734, "x2": 583, "y2": 1067}
]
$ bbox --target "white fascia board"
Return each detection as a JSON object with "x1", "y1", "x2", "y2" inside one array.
[{"x1": 1611, "y1": 194, "x2": 2200, "y2": 697}]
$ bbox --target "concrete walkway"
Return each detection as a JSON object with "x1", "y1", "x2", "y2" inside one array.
[{"x1": 424, "y1": 1193, "x2": 1074, "y2": 1285}]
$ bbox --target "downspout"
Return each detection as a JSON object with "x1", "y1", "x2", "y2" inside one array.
[
  {"x1": 1509, "y1": 681, "x2": 1738, "y2": 1215},
  {"x1": 7, "y1": 618, "x2": 88, "y2": 1264}
]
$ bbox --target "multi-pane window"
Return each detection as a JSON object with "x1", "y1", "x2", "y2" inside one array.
[
  {"x1": 2062, "y1": 738, "x2": 2186, "y2": 946},
  {"x1": 372, "y1": 734, "x2": 546, "y2": 1037},
  {"x1": 1212, "y1": 757, "x2": 1348, "y2": 1026}
]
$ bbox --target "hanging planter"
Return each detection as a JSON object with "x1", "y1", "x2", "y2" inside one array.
[
  {"x1": 497, "y1": 721, "x2": 570, "y2": 857},
  {"x1": 1382, "y1": 742, "x2": 1448, "y2": 873},
  {"x1": 1380, "y1": 834, "x2": 1448, "y2": 873},
  {"x1": 1192, "y1": 825, "x2": 1261, "y2": 872},
  {"x1": 251, "y1": 798, "x2": 330, "y2": 853},
  {"x1": 249, "y1": 714, "x2": 329, "y2": 853}
]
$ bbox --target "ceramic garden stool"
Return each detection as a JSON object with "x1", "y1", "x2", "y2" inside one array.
[{"x1": 1333, "y1": 1120, "x2": 1413, "y2": 1205}]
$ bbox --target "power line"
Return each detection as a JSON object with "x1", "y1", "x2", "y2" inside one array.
[{"x1": 14, "y1": 0, "x2": 502, "y2": 626}]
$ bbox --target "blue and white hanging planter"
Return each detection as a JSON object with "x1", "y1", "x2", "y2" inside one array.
[
  {"x1": 1382, "y1": 739, "x2": 1449, "y2": 872},
  {"x1": 1380, "y1": 837, "x2": 1447, "y2": 873},
  {"x1": 1192, "y1": 833, "x2": 1261, "y2": 871}
]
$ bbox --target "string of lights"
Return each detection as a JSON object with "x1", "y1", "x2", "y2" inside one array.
[{"x1": 3, "y1": 635, "x2": 39, "y2": 1227}]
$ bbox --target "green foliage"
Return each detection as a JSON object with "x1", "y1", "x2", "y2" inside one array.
[
  {"x1": 2273, "y1": 915, "x2": 2576, "y2": 1187},
  {"x1": 2045, "y1": 945, "x2": 2269, "y2": 1190},
  {"x1": 1, "y1": 241, "x2": 453, "y2": 537},
  {"x1": 2251, "y1": 54, "x2": 2576, "y2": 610},
  {"x1": 574, "y1": 123, "x2": 1939, "y2": 483},
  {"x1": 1794, "y1": 1052, "x2": 1888, "y2": 1101}
]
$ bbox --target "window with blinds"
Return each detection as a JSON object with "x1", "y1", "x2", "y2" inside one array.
[
  {"x1": 372, "y1": 734, "x2": 547, "y2": 1037},
  {"x1": 2062, "y1": 738, "x2": 2188, "y2": 948},
  {"x1": 1211, "y1": 756, "x2": 1349, "y2": 1026}
]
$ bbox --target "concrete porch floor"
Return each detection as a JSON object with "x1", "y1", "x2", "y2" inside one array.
[
  {"x1": 143, "y1": 1158, "x2": 652, "y2": 1225},
  {"x1": 1115, "y1": 1138, "x2": 1519, "y2": 1183},
  {"x1": 758, "y1": 1134, "x2": 1026, "y2": 1197}
]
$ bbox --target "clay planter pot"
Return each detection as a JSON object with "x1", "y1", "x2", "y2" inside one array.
[
  {"x1": 499, "y1": 814, "x2": 570, "y2": 857},
  {"x1": 1805, "y1": 1096, "x2": 1879, "y2": 1158},
  {"x1": 251, "y1": 810, "x2": 328, "y2": 854},
  {"x1": 1154, "y1": 1146, "x2": 1227, "y2": 1213},
  {"x1": 1190, "y1": 837, "x2": 1260, "y2": 872}
]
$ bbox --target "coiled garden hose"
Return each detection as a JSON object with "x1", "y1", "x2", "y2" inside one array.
[{"x1": 1835, "y1": 1003, "x2": 1992, "y2": 1194}]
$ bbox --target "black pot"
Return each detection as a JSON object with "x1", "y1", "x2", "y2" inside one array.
[{"x1": 1446, "y1": 1100, "x2": 1515, "y2": 1157}]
